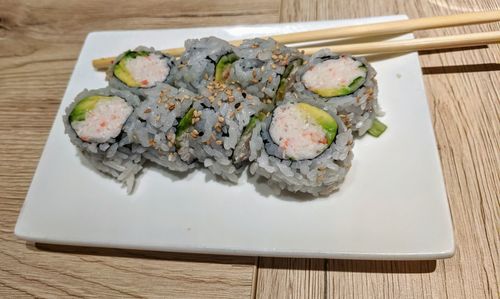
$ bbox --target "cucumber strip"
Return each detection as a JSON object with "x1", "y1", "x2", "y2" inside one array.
[
  {"x1": 232, "y1": 112, "x2": 267, "y2": 165},
  {"x1": 367, "y1": 118, "x2": 387, "y2": 137},
  {"x1": 274, "y1": 58, "x2": 303, "y2": 103},
  {"x1": 215, "y1": 53, "x2": 239, "y2": 82},
  {"x1": 175, "y1": 107, "x2": 195, "y2": 145}
]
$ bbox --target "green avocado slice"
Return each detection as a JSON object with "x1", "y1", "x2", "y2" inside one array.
[
  {"x1": 113, "y1": 50, "x2": 150, "y2": 87},
  {"x1": 215, "y1": 53, "x2": 239, "y2": 82},
  {"x1": 175, "y1": 107, "x2": 195, "y2": 145},
  {"x1": 69, "y1": 96, "x2": 114, "y2": 123},
  {"x1": 296, "y1": 103, "x2": 338, "y2": 145}
]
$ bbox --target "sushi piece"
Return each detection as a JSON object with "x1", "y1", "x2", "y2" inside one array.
[
  {"x1": 107, "y1": 46, "x2": 175, "y2": 97},
  {"x1": 292, "y1": 49, "x2": 380, "y2": 136},
  {"x1": 124, "y1": 83, "x2": 197, "y2": 172},
  {"x1": 63, "y1": 87, "x2": 144, "y2": 192},
  {"x1": 175, "y1": 82, "x2": 267, "y2": 182},
  {"x1": 226, "y1": 38, "x2": 303, "y2": 102},
  {"x1": 249, "y1": 94, "x2": 354, "y2": 195},
  {"x1": 173, "y1": 37, "x2": 234, "y2": 92}
]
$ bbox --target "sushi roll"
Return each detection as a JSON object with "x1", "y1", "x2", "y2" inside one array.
[
  {"x1": 175, "y1": 82, "x2": 266, "y2": 182},
  {"x1": 63, "y1": 87, "x2": 144, "y2": 192},
  {"x1": 249, "y1": 94, "x2": 354, "y2": 195},
  {"x1": 107, "y1": 46, "x2": 175, "y2": 97},
  {"x1": 224, "y1": 38, "x2": 303, "y2": 102},
  {"x1": 292, "y1": 49, "x2": 380, "y2": 136},
  {"x1": 173, "y1": 37, "x2": 234, "y2": 92},
  {"x1": 124, "y1": 83, "x2": 197, "y2": 172}
]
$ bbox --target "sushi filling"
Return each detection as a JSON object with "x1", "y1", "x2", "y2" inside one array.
[
  {"x1": 70, "y1": 96, "x2": 133, "y2": 143},
  {"x1": 114, "y1": 51, "x2": 170, "y2": 88},
  {"x1": 302, "y1": 56, "x2": 367, "y2": 97},
  {"x1": 269, "y1": 103, "x2": 337, "y2": 160}
]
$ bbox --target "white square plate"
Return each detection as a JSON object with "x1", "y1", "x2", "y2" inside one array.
[{"x1": 15, "y1": 15, "x2": 455, "y2": 260}]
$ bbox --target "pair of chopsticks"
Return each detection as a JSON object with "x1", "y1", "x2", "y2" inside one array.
[{"x1": 92, "y1": 10, "x2": 500, "y2": 70}]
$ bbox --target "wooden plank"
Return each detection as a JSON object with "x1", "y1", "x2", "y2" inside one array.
[
  {"x1": 0, "y1": 0, "x2": 282, "y2": 297},
  {"x1": 255, "y1": 258, "x2": 326, "y2": 299}
]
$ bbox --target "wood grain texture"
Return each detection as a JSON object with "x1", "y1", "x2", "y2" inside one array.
[{"x1": 0, "y1": 0, "x2": 499, "y2": 298}]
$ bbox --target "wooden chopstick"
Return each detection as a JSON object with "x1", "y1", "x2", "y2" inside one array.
[
  {"x1": 300, "y1": 31, "x2": 500, "y2": 55},
  {"x1": 273, "y1": 10, "x2": 500, "y2": 44},
  {"x1": 92, "y1": 10, "x2": 500, "y2": 70}
]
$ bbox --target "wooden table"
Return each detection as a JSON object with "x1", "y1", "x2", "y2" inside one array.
[{"x1": 1, "y1": 0, "x2": 498, "y2": 298}]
